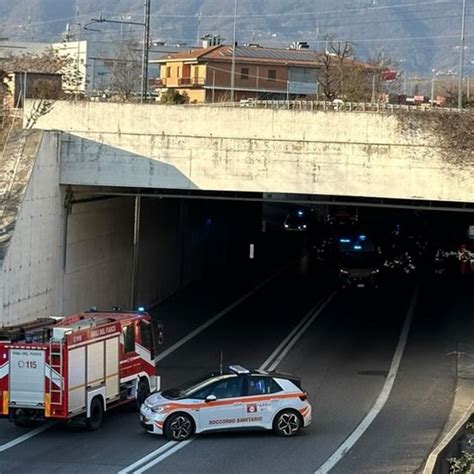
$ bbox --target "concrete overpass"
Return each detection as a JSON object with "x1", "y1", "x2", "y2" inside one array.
[
  {"x1": 1, "y1": 100, "x2": 474, "y2": 327},
  {"x1": 27, "y1": 100, "x2": 474, "y2": 203}
]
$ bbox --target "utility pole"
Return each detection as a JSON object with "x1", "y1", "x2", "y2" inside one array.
[
  {"x1": 141, "y1": 0, "x2": 151, "y2": 102},
  {"x1": 196, "y1": 7, "x2": 203, "y2": 46},
  {"x1": 431, "y1": 69, "x2": 436, "y2": 106},
  {"x1": 458, "y1": 0, "x2": 467, "y2": 110},
  {"x1": 85, "y1": 0, "x2": 151, "y2": 102},
  {"x1": 230, "y1": 0, "x2": 238, "y2": 102}
]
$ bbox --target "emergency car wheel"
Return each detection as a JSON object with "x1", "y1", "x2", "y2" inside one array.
[
  {"x1": 164, "y1": 413, "x2": 195, "y2": 441},
  {"x1": 86, "y1": 397, "x2": 104, "y2": 431},
  {"x1": 273, "y1": 410, "x2": 302, "y2": 437}
]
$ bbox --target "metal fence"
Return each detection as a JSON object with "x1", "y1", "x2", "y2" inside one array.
[{"x1": 207, "y1": 99, "x2": 464, "y2": 114}]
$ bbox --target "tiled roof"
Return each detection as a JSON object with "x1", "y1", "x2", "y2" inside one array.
[{"x1": 159, "y1": 45, "x2": 324, "y2": 66}]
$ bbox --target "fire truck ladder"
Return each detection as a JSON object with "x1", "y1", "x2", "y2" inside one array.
[{"x1": 49, "y1": 338, "x2": 64, "y2": 406}]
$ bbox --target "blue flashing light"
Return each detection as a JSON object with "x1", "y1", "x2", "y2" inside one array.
[
  {"x1": 359, "y1": 235, "x2": 366, "y2": 241},
  {"x1": 297, "y1": 210, "x2": 304, "y2": 217},
  {"x1": 353, "y1": 245, "x2": 362, "y2": 250},
  {"x1": 138, "y1": 306, "x2": 145, "y2": 312},
  {"x1": 340, "y1": 238, "x2": 351, "y2": 243}
]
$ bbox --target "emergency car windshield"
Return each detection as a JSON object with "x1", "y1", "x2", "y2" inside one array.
[{"x1": 161, "y1": 374, "x2": 234, "y2": 400}]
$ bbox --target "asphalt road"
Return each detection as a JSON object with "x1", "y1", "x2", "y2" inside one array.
[{"x1": 0, "y1": 265, "x2": 464, "y2": 474}]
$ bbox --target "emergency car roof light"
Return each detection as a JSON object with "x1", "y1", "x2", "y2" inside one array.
[
  {"x1": 229, "y1": 365, "x2": 250, "y2": 375},
  {"x1": 340, "y1": 238, "x2": 351, "y2": 243},
  {"x1": 354, "y1": 245, "x2": 362, "y2": 250},
  {"x1": 137, "y1": 307, "x2": 145, "y2": 313},
  {"x1": 359, "y1": 235, "x2": 366, "y2": 241}
]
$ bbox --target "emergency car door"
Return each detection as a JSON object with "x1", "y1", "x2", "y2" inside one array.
[
  {"x1": 245, "y1": 376, "x2": 282, "y2": 427},
  {"x1": 199, "y1": 378, "x2": 245, "y2": 431}
]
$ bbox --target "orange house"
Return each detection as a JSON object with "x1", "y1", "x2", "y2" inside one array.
[{"x1": 154, "y1": 44, "x2": 323, "y2": 103}]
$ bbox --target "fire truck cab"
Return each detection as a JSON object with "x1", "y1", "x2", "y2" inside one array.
[{"x1": 0, "y1": 309, "x2": 163, "y2": 429}]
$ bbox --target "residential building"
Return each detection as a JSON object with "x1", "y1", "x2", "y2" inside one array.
[
  {"x1": 0, "y1": 39, "x2": 187, "y2": 96},
  {"x1": 3, "y1": 72, "x2": 63, "y2": 108},
  {"x1": 154, "y1": 44, "x2": 322, "y2": 102}
]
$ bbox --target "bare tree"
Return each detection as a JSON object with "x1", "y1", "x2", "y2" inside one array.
[{"x1": 103, "y1": 40, "x2": 142, "y2": 101}]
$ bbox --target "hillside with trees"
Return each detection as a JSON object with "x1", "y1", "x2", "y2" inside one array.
[{"x1": 0, "y1": 0, "x2": 472, "y2": 73}]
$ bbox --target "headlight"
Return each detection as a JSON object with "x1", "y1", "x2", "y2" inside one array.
[
  {"x1": 340, "y1": 269, "x2": 349, "y2": 275},
  {"x1": 151, "y1": 405, "x2": 169, "y2": 414},
  {"x1": 371, "y1": 269, "x2": 380, "y2": 275}
]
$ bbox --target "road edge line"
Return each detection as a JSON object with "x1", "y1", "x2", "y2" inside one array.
[{"x1": 314, "y1": 283, "x2": 420, "y2": 474}]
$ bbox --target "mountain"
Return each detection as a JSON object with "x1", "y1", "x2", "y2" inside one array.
[{"x1": 0, "y1": 0, "x2": 472, "y2": 73}]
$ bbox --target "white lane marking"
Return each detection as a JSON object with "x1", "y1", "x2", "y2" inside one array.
[
  {"x1": 123, "y1": 289, "x2": 337, "y2": 474},
  {"x1": 314, "y1": 284, "x2": 420, "y2": 474},
  {"x1": 133, "y1": 440, "x2": 194, "y2": 474},
  {"x1": 0, "y1": 268, "x2": 284, "y2": 455},
  {"x1": 117, "y1": 442, "x2": 179, "y2": 474},
  {"x1": 267, "y1": 292, "x2": 336, "y2": 372},
  {"x1": 260, "y1": 292, "x2": 337, "y2": 371},
  {"x1": 0, "y1": 422, "x2": 54, "y2": 453},
  {"x1": 155, "y1": 268, "x2": 285, "y2": 363}
]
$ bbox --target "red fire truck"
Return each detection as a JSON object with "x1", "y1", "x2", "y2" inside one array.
[{"x1": 0, "y1": 308, "x2": 163, "y2": 429}]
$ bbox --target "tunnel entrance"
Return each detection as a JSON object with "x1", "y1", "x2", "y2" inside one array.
[{"x1": 62, "y1": 186, "x2": 474, "y2": 317}]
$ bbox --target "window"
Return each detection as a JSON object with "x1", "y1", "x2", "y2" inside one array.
[
  {"x1": 192, "y1": 376, "x2": 244, "y2": 400},
  {"x1": 268, "y1": 70, "x2": 277, "y2": 81},
  {"x1": 123, "y1": 325, "x2": 135, "y2": 353},
  {"x1": 140, "y1": 321, "x2": 153, "y2": 356},
  {"x1": 247, "y1": 377, "x2": 283, "y2": 396},
  {"x1": 166, "y1": 67, "x2": 171, "y2": 78},
  {"x1": 240, "y1": 68, "x2": 249, "y2": 80}
]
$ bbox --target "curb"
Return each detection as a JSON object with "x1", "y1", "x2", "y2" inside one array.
[{"x1": 423, "y1": 402, "x2": 473, "y2": 474}]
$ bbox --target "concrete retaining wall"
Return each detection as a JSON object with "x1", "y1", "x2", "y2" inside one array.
[
  {"x1": 0, "y1": 129, "x2": 261, "y2": 326},
  {"x1": 28, "y1": 100, "x2": 474, "y2": 203},
  {"x1": 0, "y1": 132, "x2": 64, "y2": 326}
]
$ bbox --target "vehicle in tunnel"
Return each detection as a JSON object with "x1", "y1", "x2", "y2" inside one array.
[
  {"x1": 284, "y1": 209, "x2": 309, "y2": 231},
  {"x1": 0, "y1": 309, "x2": 163, "y2": 429},
  {"x1": 338, "y1": 234, "x2": 382, "y2": 289},
  {"x1": 140, "y1": 365, "x2": 311, "y2": 441}
]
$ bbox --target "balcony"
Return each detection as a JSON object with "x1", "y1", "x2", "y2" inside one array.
[{"x1": 178, "y1": 77, "x2": 206, "y2": 87}]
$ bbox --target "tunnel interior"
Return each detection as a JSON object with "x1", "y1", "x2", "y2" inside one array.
[{"x1": 62, "y1": 189, "x2": 474, "y2": 318}]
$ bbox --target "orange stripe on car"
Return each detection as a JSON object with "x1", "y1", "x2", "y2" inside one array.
[
  {"x1": 159, "y1": 392, "x2": 305, "y2": 412},
  {"x1": 299, "y1": 406, "x2": 310, "y2": 417}
]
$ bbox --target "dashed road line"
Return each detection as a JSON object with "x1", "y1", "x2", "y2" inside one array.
[{"x1": 314, "y1": 284, "x2": 420, "y2": 474}]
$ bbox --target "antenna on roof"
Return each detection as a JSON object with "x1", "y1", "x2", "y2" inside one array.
[{"x1": 220, "y1": 350, "x2": 224, "y2": 375}]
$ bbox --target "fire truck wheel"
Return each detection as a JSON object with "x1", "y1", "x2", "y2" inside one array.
[
  {"x1": 136, "y1": 378, "x2": 150, "y2": 410},
  {"x1": 164, "y1": 413, "x2": 195, "y2": 441},
  {"x1": 86, "y1": 397, "x2": 104, "y2": 431}
]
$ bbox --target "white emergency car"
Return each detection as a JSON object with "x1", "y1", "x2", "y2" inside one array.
[{"x1": 140, "y1": 366, "x2": 311, "y2": 441}]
